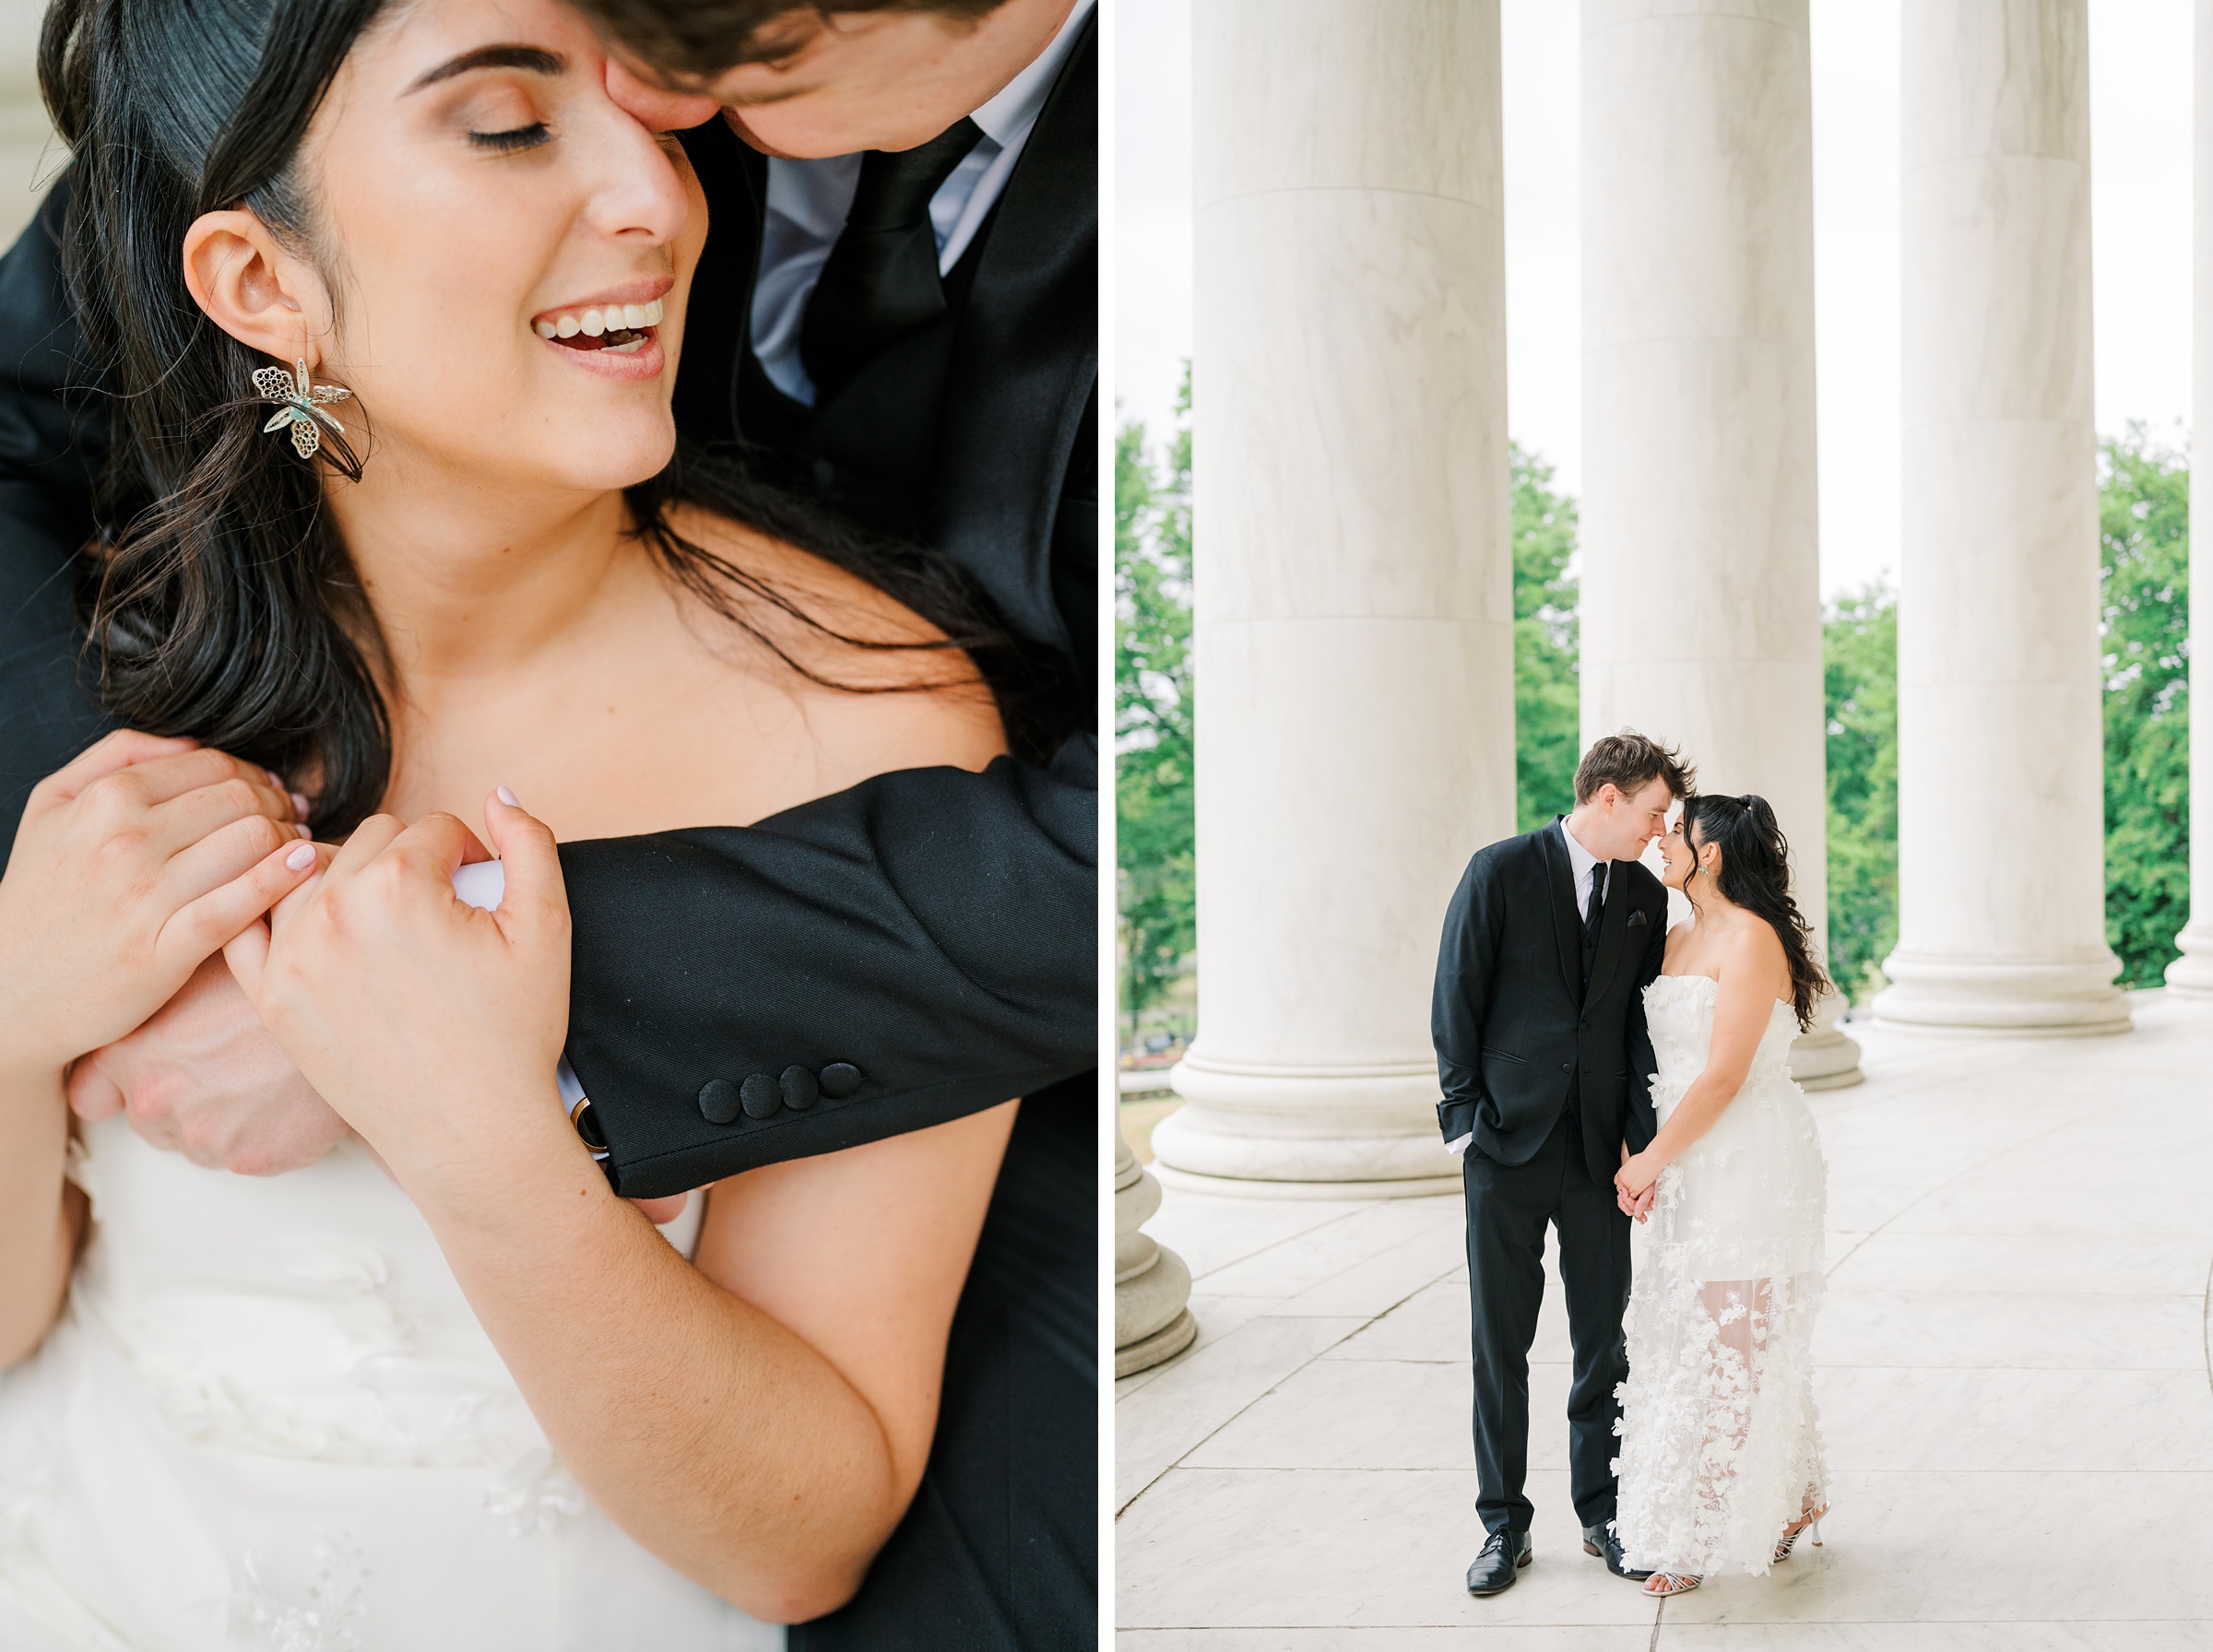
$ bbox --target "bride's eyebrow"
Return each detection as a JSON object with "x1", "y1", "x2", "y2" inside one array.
[{"x1": 404, "y1": 43, "x2": 566, "y2": 95}]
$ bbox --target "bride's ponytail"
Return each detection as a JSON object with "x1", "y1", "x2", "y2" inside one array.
[{"x1": 1681, "y1": 792, "x2": 1831, "y2": 1032}]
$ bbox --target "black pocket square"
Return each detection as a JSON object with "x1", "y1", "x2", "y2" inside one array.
[{"x1": 1627, "y1": 910, "x2": 1649, "y2": 927}]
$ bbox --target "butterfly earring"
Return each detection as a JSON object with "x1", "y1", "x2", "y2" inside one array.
[{"x1": 253, "y1": 359, "x2": 352, "y2": 461}]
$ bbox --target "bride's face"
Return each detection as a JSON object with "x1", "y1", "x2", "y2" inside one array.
[
  {"x1": 199, "y1": 0, "x2": 708, "y2": 497},
  {"x1": 1660, "y1": 817, "x2": 1695, "y2": 891}
]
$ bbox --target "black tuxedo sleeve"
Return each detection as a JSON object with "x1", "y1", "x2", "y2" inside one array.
[
  {"x1": 561, "y1": 735, "x2": 1096, "y2": 1199},
  {"x1": 0, "y1": 181, "x2": 114, "y2": 836},
  {"x1": 1623, "y1": 891, "x2": 1667, "y2": 1152},
  {"x1": 1431, "y1": 853, "x2": 1503, "y2": 1146}
]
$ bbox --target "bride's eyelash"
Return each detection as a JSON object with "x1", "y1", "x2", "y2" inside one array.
[{"x1": 468, "y1": 122, "x2": 550, "y2": 154}]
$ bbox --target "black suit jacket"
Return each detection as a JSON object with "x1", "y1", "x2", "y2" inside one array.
[
  {"x1": 0, "y1": 16, "x2": 1096, "y2": 1199},
  {"x1": 1431, "y1": 820, "x2": 1665, "y2": 1185}
]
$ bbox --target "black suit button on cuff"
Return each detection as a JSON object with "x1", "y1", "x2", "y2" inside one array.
[
  {"x1": 818, "y1": 1062, "x2": 862, "y2": 1099},
  {"x1": 740, "y1": 1073, "x2": 782, "y2": 1119},
  {"x1": 698, "y1": 1079, "x2": 740, "y2": 1126},
  {"x1": 780, "y1": 1065, "x2": 820, "y2": 1110},
  {"x1": 1562, "y1": 1062, "x2": 1573, "y2": 1072}
]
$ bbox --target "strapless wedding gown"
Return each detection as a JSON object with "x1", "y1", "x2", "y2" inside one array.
[
  {"x1": 0, "y1": 1116, "x2": 779, "y2": 1650},
  {"x1": 1610, "y1": 974, "x2": 1829, "y2": 1577}
]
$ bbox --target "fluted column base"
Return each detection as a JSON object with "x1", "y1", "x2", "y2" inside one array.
[
  {"x1": 1790, "y1": 991, "x2": 1863, "y2": 1089},
  {"x1": 1871, "y1": 951, "x2": 2131, "y2": 1035},
  {"x1": 1116, "y1": 1127, "x2": 1199, "y2": 1377},
  {"x1": 2165, "y1": 923, "x2": 2213, "y2": 997},
  {"x1": 1152, "y1": 1052, "x2": 1460, "y2": 1198}
]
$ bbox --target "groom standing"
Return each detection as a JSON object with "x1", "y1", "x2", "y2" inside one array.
[{"x1": 1431, "y1": 732, "x2": 1692, "y2": 1596}]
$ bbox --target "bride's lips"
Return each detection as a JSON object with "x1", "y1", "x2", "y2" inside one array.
[{"x1": 530, "y1": 280, "x2": 674, "y2": 384}]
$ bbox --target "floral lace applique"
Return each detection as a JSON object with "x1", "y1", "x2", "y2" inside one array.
[
  {"x1": 235, "y1": 1529, "x2": 367, "y2": 1652},
  {"x1": 485, "y1": 1446, "x2": 587, "y2": 1537}
]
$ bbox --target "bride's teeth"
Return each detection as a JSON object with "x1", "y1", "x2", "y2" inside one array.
[{"x1": 535, "y1": 298, "x2": 663, "y2": 341}]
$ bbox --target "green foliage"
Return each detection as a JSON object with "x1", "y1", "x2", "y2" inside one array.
[
  {"x1": 2100, "y1": 426, "x2": 2191, "y2": 987},
  {"x1": 1512, "y1": 444, "x2": 1581, "y2": 831},
  {"x1": 1115, "y1": 375, "x2": 1195, "y2": 1032},
  {"x1": 1823, "y1": 584, "x2": 1899, "y2": 1000}
]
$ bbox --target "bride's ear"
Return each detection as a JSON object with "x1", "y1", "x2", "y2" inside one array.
[{"x1": 182, "y1": 210, "x2": 329, "y2": 366}]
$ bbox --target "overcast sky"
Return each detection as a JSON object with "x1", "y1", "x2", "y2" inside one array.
[{"x1": 1114, "y1": 1, "x2": 2192, "y2": 601}]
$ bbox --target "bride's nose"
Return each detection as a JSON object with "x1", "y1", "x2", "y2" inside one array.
[{"x1": 578, "y1": 109, "x2": 695, "y2": 248}]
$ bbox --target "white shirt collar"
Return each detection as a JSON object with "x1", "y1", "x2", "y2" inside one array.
[
  {"x1": 969, "y1": 0, "x2": 1094, "y2": 150},
  {"x1": 1557, "y1": 817, "x2": 1604, "y2": 903}
]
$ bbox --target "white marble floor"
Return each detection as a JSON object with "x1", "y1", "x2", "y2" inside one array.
[{"x1": 1115, "y1": 992, "x2": 2213, "y2": 1647}]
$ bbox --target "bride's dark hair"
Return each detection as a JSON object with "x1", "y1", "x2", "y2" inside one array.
[
  {"x1": 1682, "y1": 793, "x2": 1830, "y2": 1032},
  {"x1": 40, "y1": 0, "x2": 1035, "y2": 835}
]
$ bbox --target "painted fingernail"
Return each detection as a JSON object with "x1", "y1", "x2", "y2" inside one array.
[
  {"x1": 496, "y1": 785, "x2": 519, "y2": 807},
  {"x1": 290, "y1": 792, "x2": 311, "y2": 818},
  {"x1": 294, "y1": 823, "x2": 312, "y2": 839},
  {"x1": 285, "y1": 842, "x2": 315, "y2": 870}
]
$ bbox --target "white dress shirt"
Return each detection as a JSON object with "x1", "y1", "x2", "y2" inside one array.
[
  {"x1": 748, "y1": 0, "x2": 1095, "y2": 407},
  {"x1": 1446, "y1": 819, "x2": 1607, "y2": 1158}
]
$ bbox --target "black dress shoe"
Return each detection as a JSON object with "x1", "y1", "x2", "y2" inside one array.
[
  {"x1": 1465, "y1": 1528, "x2": 1533, "y2": 1596},
  {"x1": 1581, "y1": 1521, "x2": 1652, "y2": 1581}
]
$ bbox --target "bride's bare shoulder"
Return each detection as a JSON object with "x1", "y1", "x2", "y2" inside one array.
[
  {"x1": 661, "y1": 502, "x2": 1007, "y2": 775},
  {"x1": 664, "y1": 502, "x2": 944, "y2": 651}
]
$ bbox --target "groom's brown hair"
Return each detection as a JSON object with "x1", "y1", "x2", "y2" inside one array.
[
  {"x1": 1573, "y1": 731, "x2": 1695, "y2": 807},
  {"x1": 572, "y1": 0, "x2": 1016, "y2": 78}
]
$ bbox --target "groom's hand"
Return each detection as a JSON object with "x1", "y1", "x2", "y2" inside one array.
[{"x1": 67, "y1": 951, "x2": 348, "y2": 1175}]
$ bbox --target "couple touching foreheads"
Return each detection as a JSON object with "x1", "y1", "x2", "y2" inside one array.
[{"x1": 1432, "y1": 731, "x2": 1832, "y2": 1602}]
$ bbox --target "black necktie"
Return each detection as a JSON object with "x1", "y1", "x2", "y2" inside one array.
[
  {"x1": 1583, "y1": 862, "x2": 1607, "y2": 962},
  {"x1": 800, "y1": 117, "x2": 983, "y2": 407}
]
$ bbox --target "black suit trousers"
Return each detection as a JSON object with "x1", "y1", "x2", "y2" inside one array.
[{"x1": 1462, "y1": 1111, "x2": 1632, "y2": 1537}]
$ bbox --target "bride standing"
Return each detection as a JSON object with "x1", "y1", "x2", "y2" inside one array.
[{"x1": 1609, "y1": 794, "x2": 1831, "y2": 1599}]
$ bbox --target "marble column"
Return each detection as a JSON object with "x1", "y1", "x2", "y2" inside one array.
[
  {"x1": 1115, "y1": 1125, "x2": 1197, "y2": 1376},
  {"x1": 1579, "y1": 0, "x2": 1859, "y2": 1089},
  {"x1": 2167, "y1": 0, "x2": 2213, "y2": 997},
  {"x1": 1873, "y1": 0, "x2": 2127, "y2": 1034},
  {"x1": 1154, "y1": 0, "x2": 1514, "y2": 1196}
]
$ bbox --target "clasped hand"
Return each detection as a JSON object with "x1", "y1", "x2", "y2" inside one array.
[
  {"x1": 1614, "y1": 1149, "x2": 1663, "y2": 1223},
  {"x1": 221, "y1": 791, "x2": 577, "y2": 1206},
  {"x1": 0, "y1": 731, "x2": 318, "y2": 1085}
]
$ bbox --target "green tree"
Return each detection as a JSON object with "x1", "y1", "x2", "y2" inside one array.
[
  {"x1": 1823, "y1": 584, "x2": 1899, "y2": 999},
  {"x1": 2101, "y1": 426, "x2": 2191, "y2": 987},
  {"x1": 1512, "y1": 443, "x2": 1580, "y2": 830},
  {"x1": 1116, "y1": 376, "x2": 1195, "y2": 1033}
]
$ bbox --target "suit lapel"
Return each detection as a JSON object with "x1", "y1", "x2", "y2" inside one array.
[
  {"x1": 1584, "y1": 870, "x2": 1631, "y2": 1007},
  {"x1": 1541, "y1": 820, "x2": 1584, "y2": 1002},
  {"x1": 931, "y1": 9, "x2": 1095, "y2": 654}
]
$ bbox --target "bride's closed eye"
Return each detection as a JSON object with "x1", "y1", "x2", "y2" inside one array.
[{"x1": 469, "y1": 121, "x2": 551, "y2": 153}]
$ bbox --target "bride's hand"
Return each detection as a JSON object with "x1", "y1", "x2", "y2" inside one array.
[
  {"x1": 1615, "y1": 1150, "x2": 1661, "y2": 1202},
  {"x1": 225, "y1": 788, "x2": 574, "y2": 1203},
  {"x1": 0, "y1": 731, "x2": 316, "y2": 1080}
]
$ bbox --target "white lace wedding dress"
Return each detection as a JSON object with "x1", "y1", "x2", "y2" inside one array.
[
  {"x1": 0, "y1": 1115, "x2": 780, "y2": 1650},
  {"x1": 1611, "y1": 974, "x2": 1828, "y2": 1577}
]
